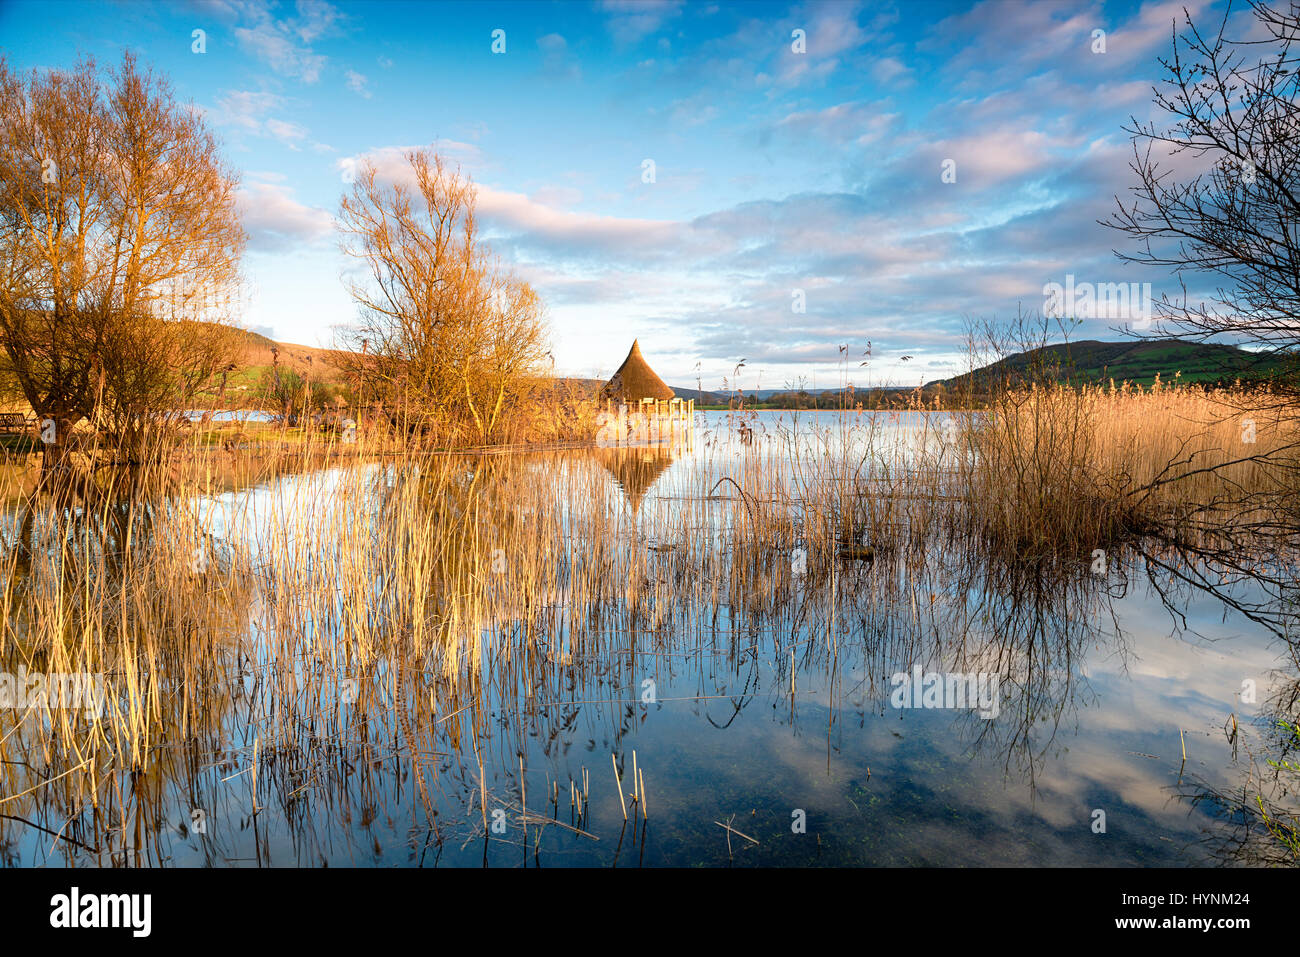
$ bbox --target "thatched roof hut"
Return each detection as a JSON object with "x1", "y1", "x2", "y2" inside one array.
[{"x1": 601, "y1": 340, "x2": 675, "y2": 403}]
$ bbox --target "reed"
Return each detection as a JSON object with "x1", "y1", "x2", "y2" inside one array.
[
  {"x1": 956, "y1": 381, "x2": 1299, "y2": 555},
  {"x1": 612, "y1": 754, "x2": 626, "y2": 821},
  {"x1": 0, "y1": 382, "x2": 1295, "y2": 861}
]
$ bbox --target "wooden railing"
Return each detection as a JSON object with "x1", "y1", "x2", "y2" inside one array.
[{"x1": 594, "y1": 397, "x2": 695, "y2": 446}]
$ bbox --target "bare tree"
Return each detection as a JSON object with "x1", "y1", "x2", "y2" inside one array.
[
  {"x1": 0, "y1": 52, "x2": 245, "y2": 466},
  {"x1": 335, "y1": 148, "x2": 548, "y2": 444},
  {"x1": 460, "y1": 272, "x2": 547, "y2": 442},
  {"x1": 1105, "y1": 3, "x2": 1300, "y2": 386}
]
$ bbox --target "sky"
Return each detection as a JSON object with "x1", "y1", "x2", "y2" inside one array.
[{"x1": 0, "y1": 0, "x2": 1254, "y2": 390}]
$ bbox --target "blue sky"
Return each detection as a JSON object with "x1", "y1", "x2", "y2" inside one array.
[{"x1": 0, "y1": 0, "x2": 1245, "y2": 389}]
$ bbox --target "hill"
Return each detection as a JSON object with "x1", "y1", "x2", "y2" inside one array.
[
  {"x1": 669, "y1": 386, "x2": 726, "y2": 404},
  {"x1": 928, "y1": 339, "x2": 1289, "y2": 390},
  {"x1": 224, "y1": 332, "x2": 1287, "y2": 410},
  {"x1": 228, "y1": 327, "x2": 348, "y2": 376}
]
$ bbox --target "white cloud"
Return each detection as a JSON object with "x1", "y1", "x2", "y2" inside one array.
[
  {"x1": 265, "y1": 118, "x2": 309, "y2": 149},
  {"x1": 345, "y1": 69, "x2": 371, "y2": 97},
  {"x1": 475, "y1": 184, "x2": 677, "y2": 252},
  {"x1": 212, "y1": 89, "x2": 282, "y2": 131},
  {"x1": 232, "y1": 0, "x2": 345, "y2": 84},
  {"x1": 291, "y1": 0, "x2": 343, "y2": 42},
  {"x1": 871, "y1": 56, "x2": 913, "y2": 86},
  {"x1": 238, "y1": 180, "x2": 334, "y2": 252},
  {"x1": 770, "y1": 102, "x2": 900, "y2": 146},
  {"x1": 235, "y1": 25, "x2": 328, "y2": 83},
  {"x1": 208, "y1": 90, "x2": 315, "y2": 150},
  {"x1": 537, "y1": 32, "x2": 581, "y2": 79},
  {"x1": 599, "y1": 0, "x2": 684, "y2": 46}
]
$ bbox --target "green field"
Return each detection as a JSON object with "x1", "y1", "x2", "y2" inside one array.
[{"x1": 930, "y1": 339, "x2": 1291, "y2": 390}]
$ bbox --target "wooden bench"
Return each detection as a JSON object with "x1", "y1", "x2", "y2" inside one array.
[{"x1": 0, "y1": 413, "x2": 32, "y2": 435}]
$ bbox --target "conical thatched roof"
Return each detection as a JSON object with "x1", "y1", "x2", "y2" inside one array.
[{"x1": 601, "y1": 340, "x2": 675, "y2": 403}]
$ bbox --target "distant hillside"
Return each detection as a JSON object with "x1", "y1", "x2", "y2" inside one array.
[
  {"x1": 229, "y1": 332, "x2": 1288, "y2": 408},
  {"x1": 670, "y1": 386, "x2": 726, "y2": 404},
  {"x1": 224, "y1": 329, "x2": 742, "y2": 407},
  {"x1": 228, "y1": 327, "x2": 348, "y2": 375},
  {"x1": 222, "y1": 333, "x2": 642, "y2": 404},
  {"x1": 928, "y1": 339, "x2": 1290, "y2": 390}
]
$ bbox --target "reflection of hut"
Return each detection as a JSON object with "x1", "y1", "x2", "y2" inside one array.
[
  {"x1": 595, "y1": 340, "x2": 693, "y2": 446},
  {"x1": 592, "y1": 444, "x2": 676, "y2": 512}
]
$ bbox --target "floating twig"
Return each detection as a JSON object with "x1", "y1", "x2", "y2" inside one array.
[{"x1": 714, "y1": 819, "x2": 759, "y2": 845}]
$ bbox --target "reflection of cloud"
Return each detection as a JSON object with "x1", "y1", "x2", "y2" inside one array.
[{"x1": 713, "y1": 559, "x2": 1292, "y2": 864}]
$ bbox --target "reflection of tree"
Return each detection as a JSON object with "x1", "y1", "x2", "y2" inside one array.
[
  {"x1": 1143, "y1": 534, "x2": 1300, "y2": 866},
  {"x1": 0, "y1": 484, "x2": 253, "y2": 865},
  {"x1": 1137, "y1": 532, "x2": 1300, "y2": 655},
  {"x1": 1175, "y1": 680, "x2": 1300, "y2": 867},
  {"x1": 935, "y1": 552, "x2": 1117, "y2": 787}
]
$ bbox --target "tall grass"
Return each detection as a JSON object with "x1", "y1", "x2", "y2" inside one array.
[{"x1": 956, "y1": 381, "x2": 1299, "y2": 556}]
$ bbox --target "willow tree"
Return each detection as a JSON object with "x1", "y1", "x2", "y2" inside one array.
[
  {"x1": 335, "y1": 149, "x2": 548, "y2": 444},
  {"x1": 0, "y1": 53, "x2": 245, "y2": 466}
]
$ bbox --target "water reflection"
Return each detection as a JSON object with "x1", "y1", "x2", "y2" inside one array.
[
  {"x1": 0, "y1": 414, "x2": 1296, "y2": 867},
  {"x1": 591, "y1": 445, "x2": 678, "y2": 513}
]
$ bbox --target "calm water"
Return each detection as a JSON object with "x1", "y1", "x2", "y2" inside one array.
[{"x1": 2, "y1": 410, "x2": 1296, "y2": 867}]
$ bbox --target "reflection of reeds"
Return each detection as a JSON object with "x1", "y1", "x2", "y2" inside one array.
[
  {"x1": 0, "y1": 384, "x2": 1296, "y2": 864},
  {"x1": 1175, "y1": 692, "x2": 1300, "y2": 867}
]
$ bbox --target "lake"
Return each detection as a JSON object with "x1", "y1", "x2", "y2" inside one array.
[{"x1": 0, "y1": 409, "x2": 1294, "y2": 867}]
